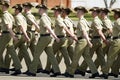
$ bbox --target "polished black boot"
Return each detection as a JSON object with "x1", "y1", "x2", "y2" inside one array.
[
  {"x1": 50, "y1": 72, "x2": 61, "y2": 77},
  {"x1": 22, "y1": 70, "x2": 29, "y2": 74},
  {"x1": 0, "y1": 68, "x2": 9, "y2": 74},
  {"x1": 42, "y1": 70, "x2": 50, "y2": 74},
  {"x1": 62, "y1": 72, "x2": 74, "y2": 78},
  {"x1": 75, "y1": 70, "x2": 85, "y2": 76},
  {"x1": 89, "y1": 72, "x2": 99, "y2": 78},
  {"x1": 11, "y1": 69, "x2": 21, "y2": 76},
  {"x1": 37, "y1": 68, "x2": 43, "y2": 73},
  {"x1": 86, "y1": 70, "x2": 92, "y2": 73},
  {"x1": 25, "y1": 71, "x2": 36, "y2": 76},
  {"x1": 99, "y1": 74, "x2": 108, "y2": 79},
  {"x1": 9, "y1": 68, "x2": 15, "y2": 71},
  {"x1": 108, "y1": 73, "x2": 118, "y2": 78}
]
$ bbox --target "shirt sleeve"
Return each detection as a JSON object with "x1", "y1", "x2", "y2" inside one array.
[
  {"x1": 78, "y1": 20, "x2": 87, "y2": 31},
  {"x1": 3, "y1": 14, "x2": 9, "y2": 25},
  {"x1": 104, "y1": 19, "x2": 113, "y2": 29},
  {"x1": 15, "y1": 16, "x2": 22, "y2": 26},
  {"x1": 94, "y1": 20, "x2": 103, "y2": 30},
  {"x1": 57, "y1": 18, "x2": 66, "y2": 28}
]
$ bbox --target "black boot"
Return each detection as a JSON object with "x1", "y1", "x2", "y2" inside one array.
[
  {"x1": 9, "y1": 68, "x2": 15, "y2": 71},
  {"x1": 22, "y1": 70, "x2": 29, "y2": 74},
  {"x1": 75, "y1": 70, "x2": 85, "y2": 76},
  {"x1": 89, "y1": 72, "x2": 99, "y2": 78},
  {"x1": 42, "y1": 70, "x2": 50, "y2": 74},
  {"x1": 62, "y1": 72, "x2": 74, "y2": 78},
  {"x1": 99, "y1": 74, "x2": 108, "y2": 79},
  {"x1": 108, "y1": 73, "x2": 118, "y2": 78},
  {"x1": 0, "y1": 68, "x2": 9, "y2": 74},
  {"x1": 50, "y1": 72, "x2": 61, "y2": 77},
  {"x1": 11, "y1": 69, "x2": 21, "y2": 76},
  {"x1": 37, "y1": 68, "x2": 43, "y2": 73},
  {"x1": 25, "y1": 71, "x2": 36, "y2": 76},
  {"x1": 86, "y1": 70, "x2": 92, "y2": 73}
]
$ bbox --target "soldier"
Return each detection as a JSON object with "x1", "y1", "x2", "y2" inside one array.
[
  {"x1": 25, "y1": 4, "x2": 61, "y2": 76},
  {"x1": 100, "y1": 8, "x2": 120, "y2": 79},
  {"x1": 6, "y1": 4, "x2": 31, "y2": 73},
  {"x1": 93, "y1": 8, "x2": 113, "y2": 70},
  {"x1": 0, "y1": 1, "x2": 22, "y2": 75},
  {"x1": 79, "y1": 7, "x2": 107, "y2": 75},
  {"x1": 63, "y1": 6, "x2": 99, "y2": 78},
  {"x1": 45, "y1": 5, "x2": 77, "y2": 77},
  {"x1": 17, "y1": 2, "x2": 42, "y2": 73}
]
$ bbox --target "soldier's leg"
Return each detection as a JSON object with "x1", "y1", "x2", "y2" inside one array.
[
  {"x1": 45, "y1": 46, "x2": 60, "y2": 73},
  {"x1": 29, "y1": 37, "x2": 51, "y2": 73},
  {"x1": 67, "y1": 40, "x2": 87, "y2": 75}
]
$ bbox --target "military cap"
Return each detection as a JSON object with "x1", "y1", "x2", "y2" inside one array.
[
  {"x1": 89, "y1": 7, "x2": 100, "y2": 13},
  {"x1": 12, "y1": 4, "x2": 23, "y2": 9},
  {"x1": 36, "y1": 4, "x2": 48, "y2": 9},
  {"x1": 74, "y1": 6, "x2": 88, "y2": 13},
  {"x1": 0, "y1": 0, "x2": 10, "y2": 6},
  {"x1": 100, "y1": 8, "x2": 110, "y2": 13},
  {"x1": 112, "y1": 8, "x2": 120, "y2": 13},
  {"x1": 51, "y1": 5, "x2": 62, "y2": 11},
  {"x1": 22, "y1": 2, "x2": 34, "y2": 7}
]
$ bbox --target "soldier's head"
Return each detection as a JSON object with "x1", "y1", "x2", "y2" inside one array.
[
  {"x1": 74, "y1": 6, "x2": 88, "y2": 18},
  {"x1": 12, "y1": 4, "x2": 23, "y2": 15},
  {"x1": 61, "y1": 7, "x2": 72, "y2": 18},
  {"x1": 36, "y1": 4, "x2": 48, "y2": 15},
  {"x1": 0, "y1": 1, "x2": 10, "y2": 11},
  {"x1": 89, "y1": 7, "x2": 100, "y2": 18},
  {"x1": 22, "y1": 2, "x2": 33, "y2": 13},
  {"x1": 99, "y1": 8, "x2": 110, "y2": 19},
  {"x1": 112, "y1": 8, "x2": 120, "y2": 20},
  {"x1": 51, "y1": 5, "x2": 62, "y2": 17}
]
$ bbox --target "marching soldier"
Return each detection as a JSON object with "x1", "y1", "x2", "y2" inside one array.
[
  {"x1": 19, "y1": 2, "x2": 43, "y2": 73},
  {"x1": 25, "y1": 4, "x2": 61, "y2": 76},
  {"x1": 63, "y1": 6, "x2": 99, "y2": 78},
  {"x1": 45, "y1": 5, "x2": 77, "y2": 77},
  {"x1": 93, "y1": 8, "x2": 113, "y2": 69},
  {"x1": 79, "y1": 7, "x2": 107, "y2": 74},
  {"x1": 100, "y1": 8, "x2": 120, "y2": 79},
  {"x1": 0, "y1": 1, "x2": 22, "y2": 75}
]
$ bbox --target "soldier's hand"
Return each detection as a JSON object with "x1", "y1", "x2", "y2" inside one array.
[
  {"x1": 13, "y1": 36, "x2": 19, "y2": 43},
  {"x1": 103, "y1": 40, "x2": 109, "y2": 45},
  {"x1": 56, "y1": 38, "x2": 60, "y2": 43},
  {"x1": 88, "y1": 42, "x2": 93, "y2": 48}
]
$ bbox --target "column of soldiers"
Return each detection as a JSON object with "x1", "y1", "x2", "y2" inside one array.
[{"x1": 0, "y1": 0, "x2": 120, "y2": 79}]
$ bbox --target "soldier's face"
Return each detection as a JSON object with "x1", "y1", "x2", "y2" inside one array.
[
  {"x1": 54, "y1": 10, "x2": 59, "y2": 17},
  {"x1": 77, "y1": 10, "x2": 84, "y2": 17},
  {"x1": 24, "y1": 6, "x2": 29, "y2": 13},
  {"x1": 61, "y1": 10, "x2": 66, "y2": 18},
  {"x1": 38, "y1": 8, "x2": 44, "y2": 15},
  {"x1": 114, "y1": 13, "x2": 119, "y2": 20}
]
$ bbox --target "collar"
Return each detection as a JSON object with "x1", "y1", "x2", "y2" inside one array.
[
  {"x1": 41, "y1": 13, "x2": 47, "y2": 16},
  {"x1": 26, "y1": 10, "x2": 31, "y2": 15},
  {"x1": 79, "y1": 16, "x2": 84, "y2": 20},
  {"x1": 3, "y1": 10, "x2": 8, "y2": 14}
]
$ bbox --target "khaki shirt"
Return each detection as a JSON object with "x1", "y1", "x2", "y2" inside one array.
[
  {"x1": 102, "y1": 16, "x2": 113, "y2": 36},
  {"x1": 91, "y1": 16, "x2": 103, "y2": 36},
  {"x1": 25, "y1": 11, "x2": 36, "y2": 31},
  {"x1": 113, "y1": 18, "x2": 120, "y2": 37},
  {"x1": 63, "y1": 16, "x2": 74, "y2": 36},
  {"x1": 14, "y1": 13, "x2": 27, "y2": 33},
  {"x1": 54, "y1": 15, "x2": 66, "y2": 36},
  {"x1": 1, "y1": 11, "x2": 14, "y2": 31},
  {"x1": 76, "y1": 16, "x2": 89, "y2": 37},
  {"x1": 39, "y1": 13, "x2": 51, "y2": 34}
]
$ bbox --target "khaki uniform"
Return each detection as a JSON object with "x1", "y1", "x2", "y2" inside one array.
[
  {"x1": 66, "y1": 16, "x2": 98, "y2": 75},
  {"x1": 56, "y1": 16, "x2": 75, "y2": 63},
  {"x1": 5, "y1": 13, "x2": 31, "y2": 69},
  {"x1": 29, "y1": 13, "x2": 60, "y2": 74},
  {"x1": 45, "y1": 15, "x2": 70, "y2": 71},
  {"x1": 101, "y1": 18, "x2": 120, "y2": 74},
  {"x1": 18, "y1": 11, "x2": 42, "y2": 69},
  {"x1": 0, "y1": 11, "x2": 22, "y2": 70},
  {"x1": 94, "y1": 16, "x2": 113, "y2": 68},
  {"x1": 79, "y1": 16, "x2": 106, "y2": 71}
]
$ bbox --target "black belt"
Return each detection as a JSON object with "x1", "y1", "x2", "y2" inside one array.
[
  {"x1": 106, "y1": 36, "x2": 111, "y2": 39},
  {"x1": 2, "y1": 31, "x2": 9, "y2": 34},
  {"x1": 93, "y1": 36, "x2": 101, "y2": 39},
  {"x1": 57, "y1": 35, "x2": 65, "y2": 38},
  {"x1": 113, "y1": 36, "x2": 120, "y2": 40},
  {"x1": 16, "y1": 32, "x2": 23, "y2": 35},
  {"x1": 28, "y1": 30, "x2": 35, "y2": 32},
  {"x1": 40, "y1": 34, "x2": 50, "y2": 37},
  {"x1": 78, "y1": 37, "x2": 84, "y2": 40}
]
